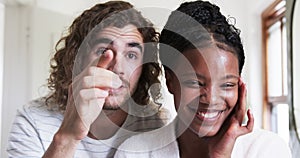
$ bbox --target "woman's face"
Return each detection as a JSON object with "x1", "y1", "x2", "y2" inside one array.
[{"x1": 167, "y1": 47, "x2": 240, "y2": 137}]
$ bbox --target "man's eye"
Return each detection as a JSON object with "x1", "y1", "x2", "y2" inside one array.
[
  {"x1": 95, "y1": 48, "x2": 108, "y2": 56},
  {"x1": 182, "y1": 80, "x2": 204, "y2": 88},
  {"x1": 127, "y1": 52, "x2": 138, "y2": 59}
]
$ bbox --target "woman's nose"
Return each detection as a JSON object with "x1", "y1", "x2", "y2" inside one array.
[{"x1": 199, "y1": 86, "x2": 220, "y2": 105}]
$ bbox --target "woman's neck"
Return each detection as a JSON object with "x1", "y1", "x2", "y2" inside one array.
[{"x1": 176, "y1": 120, "x2": 210, "y2": 158}]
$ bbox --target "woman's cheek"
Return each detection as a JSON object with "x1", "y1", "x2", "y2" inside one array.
[
  {"x1": 223, "y1": 89, "x2": 239, "y2": 108},
  {"x1": 182, "y1": 88, "x2": 199, "y2": 102}
]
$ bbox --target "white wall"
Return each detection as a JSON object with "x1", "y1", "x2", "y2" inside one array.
[
  {"x1": 2, "y1": 5, "x2": 31, "y2": 157},
  {"x1": 1, "y1": 0, "x2": 275, "y2": 157},
  {"x1": 29, "y1": 7, "x2": 73, "y2": 99},
  {"x1": 0, "y1": 0, "x2": 5, "y2": 153},
  {"x1": 1, "y1": 3, "x2": 72, "y2": 157}
]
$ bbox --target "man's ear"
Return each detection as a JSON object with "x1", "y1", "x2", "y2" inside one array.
[{"x1": 165, "y1": 69, "x2": 175, "y2": 94}]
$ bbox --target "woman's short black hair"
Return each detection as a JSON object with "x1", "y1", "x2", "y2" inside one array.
[{"x1": 160, "y1": 0, "x2": 245, "y2": 74}]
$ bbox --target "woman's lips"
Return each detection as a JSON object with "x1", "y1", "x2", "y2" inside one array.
[
  {"x1": 196, "y1": 110, "x2": 223, "y2": 120},
  {"x1": 188, "y1": 106, "x2": 225, "y2": 122}
]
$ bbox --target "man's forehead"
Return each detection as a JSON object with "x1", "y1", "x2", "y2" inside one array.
[{"x1": 96, "y1": 24, "x2": 143, "y2": 41}]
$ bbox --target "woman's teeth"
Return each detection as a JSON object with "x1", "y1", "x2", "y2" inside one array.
[{"x1": 197, "y1": 111, "x2": 221, "y2": 119}]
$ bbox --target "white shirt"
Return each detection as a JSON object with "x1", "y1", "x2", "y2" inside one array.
[
  {"x1": 7, "y1": 98, "x2": 170, "y2": 158},
  {"x1": 115, "y1": 120, "x2": 292, "y2": 158}
]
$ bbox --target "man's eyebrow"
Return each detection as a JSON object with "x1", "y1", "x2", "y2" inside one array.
[
  {"x1": 90, "y1": 38, "x2": 113, "y2": 47},
  {"x1": 90, "y1": 38, "x2": 143, "y2": 52},
  {"x1": 128, "y1": 42, "x2": 143, "y2": 53}
]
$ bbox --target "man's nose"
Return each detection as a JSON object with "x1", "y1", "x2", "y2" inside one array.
[{"x1": 107, "y1": 53, "x2": 124, "y2": 76}]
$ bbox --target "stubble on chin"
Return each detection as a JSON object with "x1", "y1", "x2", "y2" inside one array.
[
  {"x1": 102, "y1": 105, "x2": 121, "y2": 110},
  {"x1": 102, "y1": 93, "x2": 131, "y2": 110}
]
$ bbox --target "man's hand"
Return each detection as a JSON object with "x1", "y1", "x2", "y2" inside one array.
[
  {"x1": 43, "y1": 50, "x2": 121, "y2": 158},
  {"x1": 60, "y1": 50, "x2": 121, "y2": 140}
]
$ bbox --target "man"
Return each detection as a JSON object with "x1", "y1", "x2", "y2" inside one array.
[{"x1": 7, "y1": 1, "x2": 168, "y2": 157}]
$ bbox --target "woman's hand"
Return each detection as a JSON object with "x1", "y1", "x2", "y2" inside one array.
[{"x1": 206, "y1": 79, "x2": 254, "y2": 158}]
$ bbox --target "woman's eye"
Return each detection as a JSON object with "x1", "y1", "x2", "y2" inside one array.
[
  {"x1": 95, "y1": 48, "x2": 108, "y2": 56},
  {"x1": 221, "y1": 83, "x2": 236, "y2": 89},
  {"x1": 182, "y1": 80, "x2": 204, "y2": 88},
  {"x1": 127, "y1": 52, "x2": 138, "y2": 60}
]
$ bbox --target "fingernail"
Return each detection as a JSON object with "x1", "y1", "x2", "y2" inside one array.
[
  {"x1": 102, "y1": 90, "x2": 109, "y2": 97},
  {"x1": 248, "y1": 108, "x2": 252, "y2": 116},
  {"x1": 102, "y1": 50, "x2": 108, "y2": 58},
  {"x1": 103, "y1": 49, "x2": 113, "y2": 58}
]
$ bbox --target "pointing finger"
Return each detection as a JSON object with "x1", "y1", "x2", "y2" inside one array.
[{"x1": 97, "y1": 49, "x2": 114, "y2": 68}]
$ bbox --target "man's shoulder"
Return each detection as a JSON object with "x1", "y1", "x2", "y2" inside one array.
[
  {"x1": 128, "y1": 101, "x2": 171, "y2": 120},
  {"x1": 9, "y1": 98, "x2": 64, "y2": 155},
  {"x1": 19, "y1": 98, "x2": 63, "y2": 122}
]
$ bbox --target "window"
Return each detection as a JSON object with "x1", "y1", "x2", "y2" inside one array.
[{"x1": 262, "y1": 0, "x2": 290, "y2": 143}]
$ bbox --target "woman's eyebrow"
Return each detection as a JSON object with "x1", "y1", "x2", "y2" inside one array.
[
  {"x1": 180, "y1": 72, "x2": 206, "y2": 79},
  {"x1": 180, "y1": 73, "x2": 239, "y2": 80},
  {"x1": 221, "y1": 74, "x2": 239, "y2": 80}
]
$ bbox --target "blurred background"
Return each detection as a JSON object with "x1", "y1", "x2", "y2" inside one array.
[{"x1": 0, "y1": 0, "x2": 299, "y2": 157}]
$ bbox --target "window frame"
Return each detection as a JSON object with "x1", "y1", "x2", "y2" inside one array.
[{"x1": 262, "y1": 0, "x2": 288, "y2": 130}]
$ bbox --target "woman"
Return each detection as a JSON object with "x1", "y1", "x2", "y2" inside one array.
[{"x1": 115, "y1": 1, "x2": 291, "y2": 157}]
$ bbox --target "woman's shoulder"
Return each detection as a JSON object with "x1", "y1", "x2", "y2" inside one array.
[
  {"x1": 233, "y1": 128, "x2": 292, "y2": 158},
  {"x1": 115, "y1": 122, "x2": 179, "y2": 157},
  {"x1": 115, "y1": 135, "x2": 178, "y2": 158},
  {"x1": 237, "y1": 128, "x2": 287, "y2": 143}
]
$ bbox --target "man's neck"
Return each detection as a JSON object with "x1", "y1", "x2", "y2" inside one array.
[{"x1": 88, "y1": 104, "x2": 128, "y2": 140}]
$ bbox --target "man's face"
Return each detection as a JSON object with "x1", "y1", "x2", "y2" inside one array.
[{"x1": 86, "y1": 24, "x2": 144, "y2": 110}]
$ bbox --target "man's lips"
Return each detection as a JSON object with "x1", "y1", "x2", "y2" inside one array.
[
  {"x1": 108, "y1": 85, "x2": 126, "y2": 94},
  {"x1": 108, "y1": 77, "x2": 129, "y2": 94}
]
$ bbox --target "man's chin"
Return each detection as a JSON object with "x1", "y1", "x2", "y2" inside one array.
[
  {"x1": 102, "y1": 99, "x2": 125, "y2": 110},
  {"x1": 102, "y1": 104, "x2": 121, "y2": 110},
  {"x1": 103, "y1": 95, "x2": 130, "y2": 110}
]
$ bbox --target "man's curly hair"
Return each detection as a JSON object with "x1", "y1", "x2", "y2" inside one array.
[
  {"x1": 46, "y1": 1, "x2": 161, "y2": 110},
  {"x1": 160, "y1": 0, "x2": 245, "y2": 74}
]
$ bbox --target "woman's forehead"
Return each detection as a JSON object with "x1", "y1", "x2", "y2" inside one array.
[{"x1": 174, "y1": 47, "x2": 239, "y2": 78}]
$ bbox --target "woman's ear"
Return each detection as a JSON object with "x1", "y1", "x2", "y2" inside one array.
[{"x1": 165, "y1": 69, "x2": 175, "y2": 94}]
